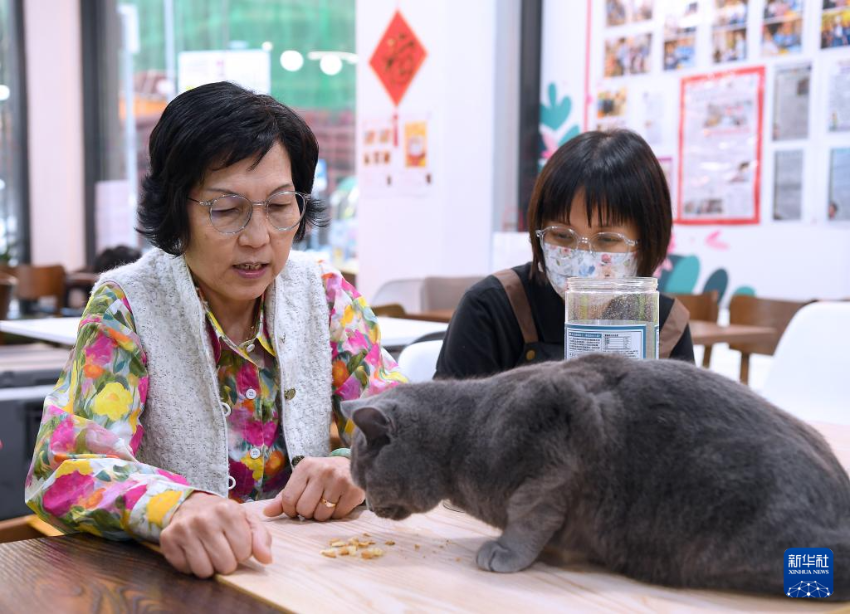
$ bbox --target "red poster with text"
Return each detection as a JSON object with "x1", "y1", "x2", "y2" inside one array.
[{"x1": 369, "y1": 11, "x2": 427, "y2": 107}]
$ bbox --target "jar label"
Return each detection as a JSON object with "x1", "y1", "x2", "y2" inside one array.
[{"x1": 565, "y1": 322, "x2": 657, "y2": 360}]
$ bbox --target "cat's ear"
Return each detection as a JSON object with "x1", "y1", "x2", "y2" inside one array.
[
  {"x1": 340, "y1": 398, "x2": 366, "y2": 420},
  {"x1": 351, "y1": 406, "x2": 393, "y2": 445}
]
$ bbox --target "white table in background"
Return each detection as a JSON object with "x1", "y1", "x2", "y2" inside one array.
[
  {"x1": 0, "y1": 318, "x2": 79, "y2": 346},
  {"x1": 0, "y1": 316, "x2": 447, "y2": 350},
  {"x1": 376, "y1": 317, "x2": 447, "y2": 349}
]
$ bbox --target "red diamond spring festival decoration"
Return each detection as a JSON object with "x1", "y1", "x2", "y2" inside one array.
[{"x1": 369, "y1": 11, "x2": 427, "y2": 107}]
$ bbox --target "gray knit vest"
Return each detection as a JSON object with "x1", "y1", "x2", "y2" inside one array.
[{"x1": 94, "y1": 248, "x2": 332, "y2": 496}]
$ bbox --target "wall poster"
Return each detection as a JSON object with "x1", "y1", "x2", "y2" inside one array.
[
  {"x1": 828, "y1": 58, "x2": 850, "y2": 132},
  {"x1": 773, "y1": 63, "x2": 810, "y2": 140},
  {"x1": 773, "y1": 149, "x2": 804, "y2": 221},
  {"x1": 829, "y1": 147, "x2": 850, "y2": 221},
  {"x1": 678, "y1": 66, "x2": 765, "y2": 224}
]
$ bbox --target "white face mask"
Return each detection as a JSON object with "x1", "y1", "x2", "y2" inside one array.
[{"x1": 540, "y1": 242, "x2": 639, "y2": 298}]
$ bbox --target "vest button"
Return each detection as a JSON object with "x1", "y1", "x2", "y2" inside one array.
[
  {"x1": 526, "y1": 349, "x2": 536, "y2": 361},
  {"x1": 227, "y1": 475, "x2": 236, "y2": 490},
  {"x1": 220, "y1": 402, "x2": 232, "y2": 417},
  {"x1": 246, "y1": 388, "x2": 257, "y2": 400},
  {"x1": 246, "y1": 343, "x2": 255, "y2": 353},
  {"x1": 249, "y1": 447, "x2": 262, "y2": 459},
  {"x1": 284, "y1": 388, "x2": 296, "y2": 400},
  {"x1": 291, "y1": 455, "x2": 304, "y2": 467}
]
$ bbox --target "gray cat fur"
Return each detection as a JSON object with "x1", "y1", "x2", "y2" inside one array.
[{"x1": 342, "y1": 353, "x2": 850, "y2": 599}]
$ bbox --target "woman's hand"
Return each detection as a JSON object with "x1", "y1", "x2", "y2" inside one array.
[
  {"x1": 160, "y1": 492, "x2": 272, "y2": 578},
  {"x1": 262, "y1": 456, "x2": 364, "y2": 522}
]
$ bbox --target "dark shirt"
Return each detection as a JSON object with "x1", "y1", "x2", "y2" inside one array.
[{"x1": 435, "y1": 262, "x2": 695, "y2": 379}]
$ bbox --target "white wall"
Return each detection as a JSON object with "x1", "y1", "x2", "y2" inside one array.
[
  {"x1": 355, "y1": 0, "x2": 520, "y2": 301},
  {"x1": 527, "y1": 0, "x2": 850, "y2": 302},
  {"x1": 25, "y1": 0, "x2": 85, "y2": 269}
]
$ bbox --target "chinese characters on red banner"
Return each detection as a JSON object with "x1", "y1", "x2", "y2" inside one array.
[{"x1": 369, "y1": 11, "x2": 427, "y2": 106}]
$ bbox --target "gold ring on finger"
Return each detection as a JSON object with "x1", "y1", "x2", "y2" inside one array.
[{"x1": 320, "y1": 497, "x2": 337, "y2": 508}]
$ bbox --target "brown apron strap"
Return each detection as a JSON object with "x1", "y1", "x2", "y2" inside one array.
[
  {"x1": 659, "y1": 298, "x2": 690, "y2": 359},
  {"x1": 493, "y1": 269, "x2": 538, "y2": 345}
]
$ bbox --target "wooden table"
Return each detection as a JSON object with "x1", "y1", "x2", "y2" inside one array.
[
  {"x1": 0, "y1": 533, "x2": 279, "y2": 613},
  {"x1": 689, "y1": 321, "x2": 776, "y2": 346},
  {"x1": 397, "y1": 314, "x2": 778, "y2": 349},
  {"x1": 2, "y1": 423, "x2": 847, "y2": 612},
  {"x1": 404, "y1": 309, "x2": 455, "y2": 323},
  {"x1": 219, "y1": 422, "x2": 850, "y2": 613}
]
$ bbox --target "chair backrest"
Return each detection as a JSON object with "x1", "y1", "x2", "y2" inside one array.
[
  {"x1": 761, "y1": 302, "x2": 850, "y2": 423},
  {"x1": 421, "y1": 276, "x2": 482, "y2": 312},
  {"x1": 670, "y1": 291, "x2": 719, "y2": 322},
  {"x1": 11, "y1": 265, "x2": 67, "y2": 315},
  {"x1": 728, "y1": 294, "x2": 813, "y2": 357},
  {"x1": 371, "y1": 279, "x2": 424, "y2": 314},
  {"x1": 397, "y1": 340, "x2": 443, "y2": 383},
  {"x1": 371, "y1": 303, "x2": 407, "y2": 318},
  {"x1": 0, "y1": 273, "x2": 16, "y2": 321}
]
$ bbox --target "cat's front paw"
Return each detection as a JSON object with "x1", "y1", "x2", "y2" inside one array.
[{"x1": 476, "y1": 539, "x2": 533, "y2": 573}]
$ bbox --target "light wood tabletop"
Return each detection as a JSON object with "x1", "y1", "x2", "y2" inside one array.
[
  {"x1": 2, "y1": 423, "x2": 846, "y2": 612},
  {"x1": 0, "y1": 532, "x2": 280, "y2": 613},
  {"x1": 689, "y1": 320, "x2": 776, "y2": 346},
  {"x1": 220, "y1": 422, "x2": 850, "y2": 613}
]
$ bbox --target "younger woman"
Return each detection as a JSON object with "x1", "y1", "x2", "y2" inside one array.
[{"x1": 436, "y1": 130, "x2": 694, "y2": 378}]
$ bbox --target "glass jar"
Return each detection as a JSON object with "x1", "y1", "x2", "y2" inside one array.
[{"x1": 565, "y1": 278, "x2": 659, "y2": 360}]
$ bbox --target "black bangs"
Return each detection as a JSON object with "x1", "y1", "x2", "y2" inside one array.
[{"x1": 528, "y1": 130, "x2": 672, "y2": 282}]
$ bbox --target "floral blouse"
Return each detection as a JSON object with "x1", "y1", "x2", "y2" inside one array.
[{"x1": 25, "y1": 260, "x2": 406, "y2": 543}]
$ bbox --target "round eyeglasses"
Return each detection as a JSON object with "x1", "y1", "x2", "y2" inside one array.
[
  {"x1": 535, "y1": 226, "x2": 638, "y2": 253},
  {"x1": 188, "y1": 190, "x2": 307, "y2": 235}
]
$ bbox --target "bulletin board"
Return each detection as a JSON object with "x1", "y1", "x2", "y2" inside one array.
[{"x1": 584, "y1": 0, "x2": 850, "y2": 226}]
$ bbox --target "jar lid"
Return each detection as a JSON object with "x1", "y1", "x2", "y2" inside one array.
[{"x1": 566, "y1": 277, "x2": 658, "y2": 293}]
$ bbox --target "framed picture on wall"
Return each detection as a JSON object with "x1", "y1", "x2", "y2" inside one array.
[
  {"x1": 773, "y1": 63, "x2": 810, "y2": 140},
  {"x1": 773, "y1": 150, "x2": 804, "y2": 221},
  {"x1": 712, "y1": 0, "x2": 748, "y2": 64},
  {"x1": 829, "y1": 148, "x2": 850, "y2": 222},
  {"x1": 821, "y1": 3, "x2": 850, "y2": 49},
  {"x1": 762, "y1": 0, "x2": 804, "y2": 56},
  {"x1": 677, "y1": 66, "x2": 765, "y2": 224},
  {"x1": 828, "y1": 58, "x2": 850, "y2": 132}
]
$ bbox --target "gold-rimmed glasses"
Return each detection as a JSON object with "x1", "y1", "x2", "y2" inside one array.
[{"x1": 188, "y1": 190, "x2": 307, "y2": 235}]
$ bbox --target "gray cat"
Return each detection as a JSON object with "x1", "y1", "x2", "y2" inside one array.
[{"x1": 341, "y1": 353, "x2": 850, "y2": 599}]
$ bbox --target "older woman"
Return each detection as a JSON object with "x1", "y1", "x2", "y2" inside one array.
[{"x1": 25, "y1": 82, "x2": 406, "y2": 578}]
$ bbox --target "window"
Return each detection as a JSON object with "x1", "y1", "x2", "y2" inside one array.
[
  {"x1": 85, "y1": 0, "x2": 356, "y2": 269},
  {"x1": 0, "y1": 0, "x2": 28, "y2": 264}
]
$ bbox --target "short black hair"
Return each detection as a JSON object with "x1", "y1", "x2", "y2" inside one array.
[
  {"x1": 527, "y1": 129, "x2": 671, "y2": 282},
  {"x1": 93, "y1": 245, "x2": 142, "y2": 273},
  {"x1": 138, "y1": 81, "x2": 326, "y2": 255}
]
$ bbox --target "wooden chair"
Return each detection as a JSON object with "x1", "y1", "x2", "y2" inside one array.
[
  {"x1": 421, "y1": 276, "x2": 482, "y2": 311},
  {"x1": 371, "y1": 279, "x2": 424, "y2": 314},
  {"x1": 728, "y1": 295, "x2": 813, "y2": 385},
  {"x1": 9, "y1": 265, "x2": 66, "y2": 316},
  {"x1": 670, "y1": 291, "x2": 719, "y2": 368},
  {"x1": 371, "y1": 303, "x2": 407, "y2": 318},
  {"x1": 0, "y1": 515, "x2": 61, "y2": 544},
  {"x1": 0, "y1": 273, "x2": 16, "y2": 321}
]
